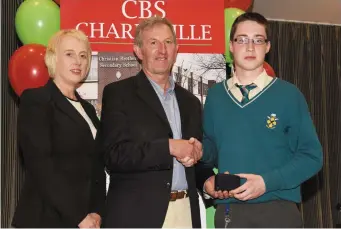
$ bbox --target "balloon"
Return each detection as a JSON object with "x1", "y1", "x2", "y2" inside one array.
[
  {"x1": 8, "y1": 44, "x2": 49, "y2": 96},
  {"x1": 224, "y1": 8, "x2": 245, "y2": 63},
  {"x1": 263, "y1": 61, "x2": 276, "y2": 77},
  {"x1": 224, "y1": 0, "x2": 253, "y2": 11},
  {"x1": 54, "y1": 0, "x2": 60, "y2": 4},
  {"x1": 15, "y1": 0, "x2": 60, "y2": 46}
]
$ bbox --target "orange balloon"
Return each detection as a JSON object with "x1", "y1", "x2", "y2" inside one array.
[
  {"x1": 263, "y1": 61, "x2": 276, "y2": 77},
  {"x1": 8, "y1": 44, "x2": 49, "y2": 96}
]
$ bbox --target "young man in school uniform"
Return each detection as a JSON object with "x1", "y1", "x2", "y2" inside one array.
[{"x1": 202, "y1": 12, "x2": 323, "y2": 228}]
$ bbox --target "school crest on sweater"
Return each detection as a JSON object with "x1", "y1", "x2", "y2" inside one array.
[{"x1": 266, "y1": 114, "x2": 278, "y2": 129}]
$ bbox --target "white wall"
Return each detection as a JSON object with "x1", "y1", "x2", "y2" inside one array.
[{"x1": 253, "y1": 0, "x2": 341, "y2": 25}]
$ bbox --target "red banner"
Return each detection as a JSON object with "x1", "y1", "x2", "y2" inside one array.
[{"x1": 60, "y1": 0, "x2": 225, "y2": 53}]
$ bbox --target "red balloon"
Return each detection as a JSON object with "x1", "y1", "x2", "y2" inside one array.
[
  {"x1": 263, "y1": 61, "x2": 276, "y2": 77},
  {"x1": 224, "y1": 0, "x2": 253, "y2": 11},
  {"x1": 8, "y1": 44, "x2": 49, "y2": 96},
  {"x1": 54, "y1": 0, "x2": 60, "y2": 5}
]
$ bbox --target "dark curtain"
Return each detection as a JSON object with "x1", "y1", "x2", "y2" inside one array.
[
  {"x1": 267, "y1": 20, "x2": 341, "y2": 228},
  {"x1": 1, "y1": 0, "x2": 25, "y2": 227}
]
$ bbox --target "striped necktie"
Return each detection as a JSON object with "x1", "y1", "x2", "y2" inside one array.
[{"x1": 235, "y1": 83, "x2": 257, "y2": 105}]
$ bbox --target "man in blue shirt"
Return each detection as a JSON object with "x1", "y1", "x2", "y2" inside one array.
[{"x1": 99, "y1": 15, "x2": 213, "y2": 228}]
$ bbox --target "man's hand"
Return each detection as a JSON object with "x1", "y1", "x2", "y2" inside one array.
[
  {"x1": 89, "y1": 213, "x2": 101, "y2": 228},
  {"x1": 178, "y1": 156, "x2": 194, "y2": 167},
  {"x1": 178, "y1": 137, "x2": 203, "y2": 167},
  {"x1": 203, "y1": 173, "x2": 230, "y2": 199},
  {"x1": 229, "y1": 174, "x2": 266, "y2": 201},
  {"x1": 78, "y1": 214, "x2": 97, "y2": 228},
  {"x1": 169, "y1": 139, "x2": 194, "y2": 161},
  {"x1": 170, "y1": 138, "x2": 203, "y2": 167}
]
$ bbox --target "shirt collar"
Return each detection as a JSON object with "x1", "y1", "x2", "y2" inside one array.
[
  {"x1": 228, "y1": 69, "x2": 270, "y2": 91},
  {"x1": 147, "y1": 75, "x2": 175, "y2": 96}
]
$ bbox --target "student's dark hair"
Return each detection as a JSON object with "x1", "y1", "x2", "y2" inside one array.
[{"x1": 230, "y1": 12, "x2": 269, "y2": 41}]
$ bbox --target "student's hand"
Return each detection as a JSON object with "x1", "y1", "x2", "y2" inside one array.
[
  {"x1": 188, "y1": 137, "x2": 203, "y2": 162},
  {"x1": 204, "y1": 172, "x2": 230, "y2": 199},
  {"x1": 229, "y1": 174, "x2": 266, "y2": 201}
]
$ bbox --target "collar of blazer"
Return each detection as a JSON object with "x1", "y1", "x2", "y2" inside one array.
[
  {"x1": 46, "y1": 79, "x2": 99, "y2": 131},
  {"x1": 134, "y1": 70, "x2": 190, "y2": 137}
]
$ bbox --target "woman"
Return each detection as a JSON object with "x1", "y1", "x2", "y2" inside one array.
[{"x1": 12, "y1": 29, "x2": 106, "y2": 228}]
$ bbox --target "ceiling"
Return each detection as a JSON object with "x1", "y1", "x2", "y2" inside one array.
[{"x1": 252, "y1": 0, "x2": 341, "y2": 25}]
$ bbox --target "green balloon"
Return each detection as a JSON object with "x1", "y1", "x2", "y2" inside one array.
[
  {"x1": 224, "y1": 8, "x2": 245, "y2": 63},
  {"x1": 15, "y1": 0, "x2": 60, "y2": 46}
]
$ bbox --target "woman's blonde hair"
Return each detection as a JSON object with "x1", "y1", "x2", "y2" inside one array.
[{"x1": 44, "y1": 29, "x2": 92, "y2": 77}]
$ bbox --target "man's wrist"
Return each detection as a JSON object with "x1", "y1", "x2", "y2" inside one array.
[{"x1": 168, "y1": 139, "x2": 174, "y2": 155}]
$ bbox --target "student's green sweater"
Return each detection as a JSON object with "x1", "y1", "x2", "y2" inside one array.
[{"x1": 202, "y1": 78, "x2": 323, "y2": 204}]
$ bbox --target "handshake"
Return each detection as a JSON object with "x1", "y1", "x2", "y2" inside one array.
[{"x1": 169, "y1": 137, "x2": 203, "y2": 167}]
